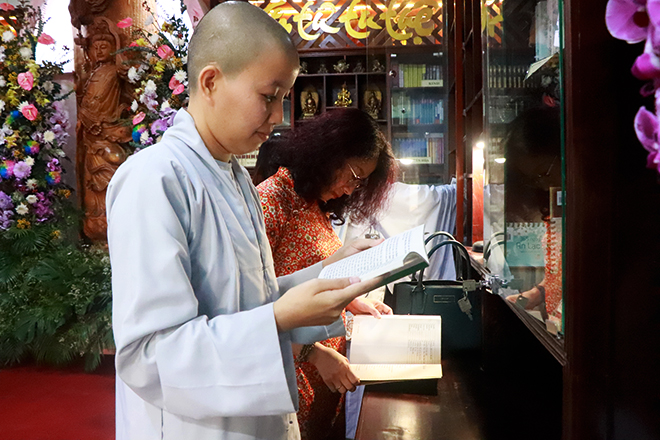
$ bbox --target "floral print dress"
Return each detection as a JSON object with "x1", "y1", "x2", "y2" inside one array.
[{"x1": 257, "y1": 167, "x2": 346, "y2": 440}]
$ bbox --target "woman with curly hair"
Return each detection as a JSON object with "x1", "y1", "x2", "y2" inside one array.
[{"x1": 256, "y1": 107, "x2": 397, "y2": 440}]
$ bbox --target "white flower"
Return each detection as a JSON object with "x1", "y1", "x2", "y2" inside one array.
[
  {"x1": 2, "y1": 31, "x2": 15, "y2": 42},
  {"x1": 149, "y1": 34, "x2": 159, "y2": 46},
  {"x1": 17, "y1": 102, "x2": 29, "y2": 112},
  {"x1": 42, "y1": 81, "x2": 54, "y2": 92},
  {"x1": 0, "y1": 46, "x2": 5, "y2": 63},
  {"x1": 43, "y1": 130, "x2": 55, "y2": 143},
  {"x1": 0, "y1": 100, "x2": 4, "y2": 113},
  {"x1": 26, "y1": 179, "x2": 38, "y2": 190},
  {"x1": 26, "y1": 195, "x2": 38, "y2": 204},
  {"x1": 140, "y1": 131, "x2": 150, "y2": 144},
  {"x1": 181, "y1": 55, "x2": 187, "y2": 64},
  {"x1": 19, "y1": 46, "x2": 32, "y2": 60},
  {"x1": 24, "y1": 157, "x2": 34, "y2": 166},
  {"x1": 131, "y1": 100, "x2": 138, "y2": 112},
  {"x1": 0, "y1": 75, "x2": 5, "y2": 87},
  {"x1": 145, "y1": 53, "x2": 153, "y2": 62},
  {"x1": 16, "y1": 203, "x2": 29, "y2": 215},
  {"x1": 145, "y1": 15, "x2": 154, "y2": 27},
  {"x1": 144, "y1": 80, "x2": 157, "y2": 94},
  {"x1": 171, "y1": 37, "x2": 183, "y2": 47},
  {"x1": 174, "y1": 70, "x2": 187, "y2": 83},
  {"x1": 128, "y1": 66, "x2": 140, "y2": 83},
  {"x1": 57, "y1": 149, "x2": 66, "y2": 157},
  {"x1": 160, "y1": 101, "x2": 171, "y2": 111}
]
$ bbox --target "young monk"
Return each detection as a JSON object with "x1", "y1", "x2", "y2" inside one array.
[{"x1": 106, "y1": 3, "x2": 381, "y2": 439}]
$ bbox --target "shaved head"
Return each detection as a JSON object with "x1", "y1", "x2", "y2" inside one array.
[{"x1": 187, "y1": 1, "x2": 298, "y2": 92}]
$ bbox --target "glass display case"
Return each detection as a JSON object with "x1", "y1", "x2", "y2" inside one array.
[{"x1": 481, "y1": 0, "x2": 565, "y2": 335}]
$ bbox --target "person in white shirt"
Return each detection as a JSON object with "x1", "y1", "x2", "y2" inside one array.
[{"x1": 106, "y1": 3, "x2": 380, "y2": 439}]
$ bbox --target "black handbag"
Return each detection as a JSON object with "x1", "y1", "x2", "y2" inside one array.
[{"x1": 385, "y1": 234, "x2": 482, "y2": 355}]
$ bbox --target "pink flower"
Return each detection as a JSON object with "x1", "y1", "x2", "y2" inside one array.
[
  {"x1": 168, "y1": 76, "x2": 185, "y2": 95},
  {"x1": 133, "y1": 112, "x2": 146, "y2": 125},
  {"x1": 117, "y1": 17, "x2": 133, "y2": 29},
  {"x1": 0, "y1": 3, "x2": 15, "y2": 11},
  {"x1": 17, "y1": 72, "x2": 34, "y2": 91},
  {"x1": 38, "y1": 33, "x2": 55, "y2": 45},
  {"x1": 157, "y1": 45, "x2": 174, "y2": 60},
  {"x1": 172, "y1": 84, "x2": 185, "y2": 95},
  {"x1": 20, "y1": 104, "x2": 38, "y2": 121}
]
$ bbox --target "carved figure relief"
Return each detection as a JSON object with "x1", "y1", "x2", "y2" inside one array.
[
  {"x1": 74, "y1": 16, "x2": 132, "y2": 242},
  {"x1": 301, "y1": 86, "x2": 319, "y2": 119},
  {"x1": 364, "y1": 89, "x2": 382, "y2": 119}
]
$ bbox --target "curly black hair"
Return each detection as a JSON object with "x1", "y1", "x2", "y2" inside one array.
[{"x1": 254, "y1": 108, "x2": 398, "y2": 225}]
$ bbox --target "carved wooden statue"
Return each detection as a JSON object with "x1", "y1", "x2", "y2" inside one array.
[{"x1": 74, "y1": 16, "x2": 131, "y2": 242}]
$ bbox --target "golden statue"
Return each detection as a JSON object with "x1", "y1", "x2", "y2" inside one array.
[
  {"x1": 364, "y1": 89, "x2": 382, "y2": 119},
  {"x1": 301, "y1": 86, "x2": 319, "y2": 119},
  {"x1": 75, "y1": 17, "x2": 132, "y2": 242},
  {"x1": 335, "y1": 83, "x2": 352, "y2": 107}
]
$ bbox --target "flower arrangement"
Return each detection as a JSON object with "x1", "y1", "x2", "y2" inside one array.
[
  {"x1": 606, "y1": 0, "x2": 660, "y2": 176},
  {"x1": 0, "y1": 1, "x2": 113, "y2": 371},
  {"x1": 122, "y1": 1, "x2": 191, "y2": 150},
  {"x1": 0, "y1": 1, "x2": 72, "y2": 232}
]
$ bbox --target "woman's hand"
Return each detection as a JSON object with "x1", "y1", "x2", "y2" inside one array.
[
  {"x1": 346, "y1": 297, "x2": 392, "y2": 318},
  {"x1": 322, "y1": 237, "x2": 384, "y2": 267},
  {"x1": 506, "y1": 285, "x2": 544, "y2": 310},
  {"x1": 309, "y1": 344, "x2": 359, "y2": 393}
]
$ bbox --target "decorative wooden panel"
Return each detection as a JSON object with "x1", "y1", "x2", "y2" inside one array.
[{"x1": 250, "y1": 0, "x2": 443, "y2": 49}]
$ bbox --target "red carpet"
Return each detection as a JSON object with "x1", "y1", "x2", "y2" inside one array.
[{"x1": 0, "y1": 357, "x2": 115, "y2": 440}]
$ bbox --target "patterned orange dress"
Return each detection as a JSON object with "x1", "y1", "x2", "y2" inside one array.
[{"x1": 257, "y1": 167, "x2": 346, "y2": 440}]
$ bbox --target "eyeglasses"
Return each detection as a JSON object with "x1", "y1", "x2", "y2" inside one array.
[{"x1": 347, "y1": 163, "x2": 367, "y2": 189}]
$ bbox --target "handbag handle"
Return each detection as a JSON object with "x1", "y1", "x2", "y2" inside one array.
[
  {"x1": 417, "y1": 240, "x2": 472, "y2": 286},
  {"x1": 424, "y1": 231, "x2": 455, "y2": 245},
  {"x1": 409, "y1": 231, "x2": 456, "y2": 283}
]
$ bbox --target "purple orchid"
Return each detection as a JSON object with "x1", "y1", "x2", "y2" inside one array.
[
  {"x1": 0, "y1": 209, "x2": 13, "y2": 230},
  {"x1": 46, "y1": 158, "x2": 61, "y2": 173},
  {"x1": 606, "y1": 0, "x2": 651, "y2": 44},
  {"x1": 634, "y1": 106, "x2": 660, "y2": 173},
  {"x1": 150, "y1": 119, "x2": 169, "y2": 135},
  {"x1": 608, "y1": 0, "x2": 660, "y2": 178},
  {"x1": 0, "y1": 191, "x2": 13, "y2": 210}
]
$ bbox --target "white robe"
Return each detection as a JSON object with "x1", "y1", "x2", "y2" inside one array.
[{"x1": 107, "y1": 109, "x2": 344, "y2": 440}]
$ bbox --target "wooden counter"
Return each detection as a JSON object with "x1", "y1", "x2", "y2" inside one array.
[{"x1": 355, "y1": 357, "x2": 486, "y2": 440}]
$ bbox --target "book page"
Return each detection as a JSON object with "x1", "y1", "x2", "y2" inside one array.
[
  {"x1": 351, "y1": 364, "x2": 443, "y2": 382},
  {"x1": 349, "y1": 315, "x2": 441, "y2": 365},
  {"x1": 318, "y1": 225, "x2": 427, "y2": 281}
]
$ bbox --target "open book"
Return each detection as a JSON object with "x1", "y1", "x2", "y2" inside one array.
[
  {"x1": 349, "y1": 315, "x2": 443, "y2": 383},
  {"x1": 318, "y1": 224, "x2": 429, "y2": 287}
]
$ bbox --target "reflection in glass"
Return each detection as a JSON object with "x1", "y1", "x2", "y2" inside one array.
[{"x1": 482, "y1": 0, "x2": 564, "y2": 334}]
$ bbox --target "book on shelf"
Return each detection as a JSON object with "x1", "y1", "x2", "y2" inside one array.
[
  {"x1": 393, "y1": 135, "x2": 444, "y2": 163},
  {"x1": 318, "y1": 225, "x2": 428, "y2": 288},
  {"x1": 397, "y1": 63, "x2": 443, "y2": 88},
  {"x1": 349, "y1": 314, "x2": 443, "y2": 383},
  {"x1": 391, "y1": 96, "x2": 444, "y2": 125}
]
